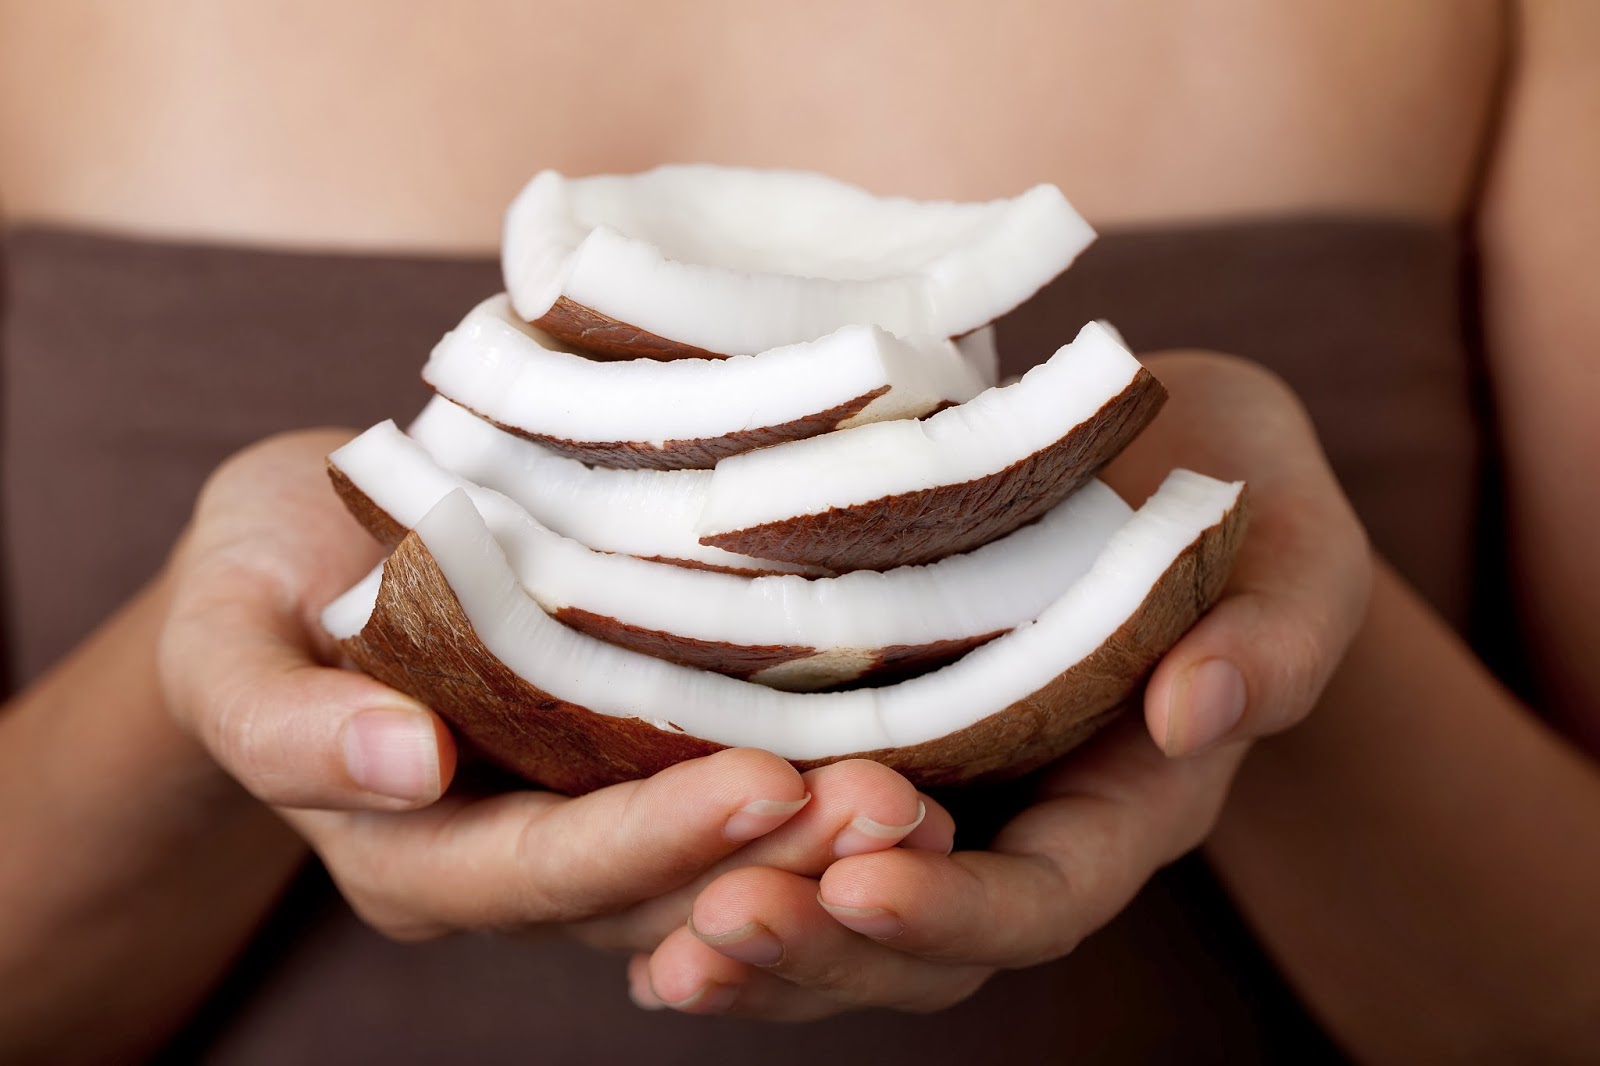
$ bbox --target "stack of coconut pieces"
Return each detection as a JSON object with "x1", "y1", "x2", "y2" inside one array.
[{"x1": 322, "y1": 166, "x2": 1247, "y2": 796}]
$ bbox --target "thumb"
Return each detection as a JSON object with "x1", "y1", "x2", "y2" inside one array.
[
  {"x1": 1130, "y1": 357, "x2": 1373, "y2": 757},
  {"x1": 161, "y1": 560, "x2": 459, "y2": 809},
  {"x1": 161, "y1": 430, "x2": 459, "y2": 809}
]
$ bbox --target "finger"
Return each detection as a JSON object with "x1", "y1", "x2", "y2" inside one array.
[
  {"x1": 905, "y1": 792, "x2": 957, "y2": 854},
  {"x1": 1143, "y1": 479, "x2": 1369, "y2": 755},
  {"x1": 746, "y1": 760, "x2": 950, "y2": 865},
  {"x1": 161, "y1": 430, "x2": 463, "y2": 809},
  {"x1": 163, "y1": 561, "x2": 458, "y2": 809},
  {"x1": 572, "y1": 761, "x2": 952, "y2": 952},
  {"x1": 642, "y1": 932, "x2": 900, "y2": 1021},
  {"x1": 817, "y1": 728, "x2": 1245, "y2": 968},
  {"x1": 637, "y1": 928, "x2": 755, "y2": 1016},
  {"x1": 1115, "y1": 353, "x2": 1371, "y2": 755},
  {"x1": 662, "y1": 867, "x2": 989, "y2": 1017},
  {"x1": 287, "y1": 747, "x2": 809, "y2": 938}
]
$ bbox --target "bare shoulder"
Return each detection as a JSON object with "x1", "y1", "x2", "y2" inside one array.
[{"x1": 1478, "y1": 0, "x2": 1600, "y2": 750}]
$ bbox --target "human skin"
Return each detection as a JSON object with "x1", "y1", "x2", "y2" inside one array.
[
  {"x1": 641, "y1": 9, "x2": 1600, "y2": 1053},
  {"x1": 3, "y1": 0, "x2": 1598, "y2": 1060},
  {"x1": 0, "y1": 362, "x2": 1365, "y2": 1060},
  {"x1": 0, "y1": 434, "x2": 960, "y2": 1061}
]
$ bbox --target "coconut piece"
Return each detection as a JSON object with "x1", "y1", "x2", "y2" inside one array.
[
  {"x1": 329, "y1": 420, "x2": 1134, "y2": 689},
  {"x1": 502, "y1": 165, "x2": 1094, "y2": 359},
  {"x1": 422, "y1": 295, "x2": 986, "y2": 470},
  {"x1": 697, "y1": 320, "x2": 1165, "y2": 572},
  {"x1": 955, "y1": 325, "x2": 1000, "y2": 389},
  {"x1": 324, "y1": 471, "x2": 1246, "y2": 794},
  {"x1": 405, "y1": 397, "x2": 820, "y2": 577}
]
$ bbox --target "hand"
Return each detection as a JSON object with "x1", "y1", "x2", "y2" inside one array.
[
  {"x1": 632, "y1": 351, "x2": 1373, "y2": 1016},
  {"x1": 158, "y1": 431, "x2": 953, "y2": 947}
]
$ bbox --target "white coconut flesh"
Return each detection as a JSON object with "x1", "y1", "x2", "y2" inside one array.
[
  {"x1": 502, "y1": 165, "x2": 1095, "y2": 357},
  {"x1": 955, "y1": 325, "x2": 1001, "y2": 388},
  {"x1": 330, "y1": 420, "x2": 1135, "y2": 688},
  {"x1": 697, "y1": 319, "x2": 1149, "y2": 536},
  {"x1": 421, "y1": 294, "x2": 986, "y2": 460},
  {"x1": 405, "y1": 397, "x2": 817, "y2": 576},
  {"x1": 323, "y1": 471, "x2": 1243, "y2": 760}
]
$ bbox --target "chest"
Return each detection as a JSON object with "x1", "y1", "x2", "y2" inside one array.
[{"x1": 0, "y1": 0, "x2": 1501, "y2": 247}]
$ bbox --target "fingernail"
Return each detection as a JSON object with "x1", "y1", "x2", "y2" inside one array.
[
  {"x1": 833, "y1": 800, "x2": 926, "y2": 858},
  {"x1": 818, "y1": 899, "x2": 904, "y2": 941},
  {"x1": 723, "y1": 793, "x2": 811, "y2": 841},
  {"x1": 662, "y1": 981, "x2": 741, "y2": 1014},
  {"x1": 1166, "y1": 658, "x2": 1247, "y2": 756},
  {"x1": 689, "y1": 919, "x2": 785, "y2": 967},
  {"x1": 342, "y1": 706, "x2": 441, "y2": 801}
]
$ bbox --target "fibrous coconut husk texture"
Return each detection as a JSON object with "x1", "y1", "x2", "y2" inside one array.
[
  {"x1": 339, "y1": 489, "x2": 1245, "y2": 795},
  {"x1": 701, "y1": 368, "x2": 1166, "y2": 571},
  {"x1": 534, "y1": 296, "x2": 727, "y2": 361}
]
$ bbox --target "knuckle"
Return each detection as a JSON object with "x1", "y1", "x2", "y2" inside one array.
[
  {"x1": 1012, "y1": 853, "x2": 1102, "y2": 965},
  {"x1": 209, "y1": 685, "x2": 269, "y2": 789},
  {"x1": 511, "y1": 811, "x2": 587, "y2": 923},
  {"x1": 1269, "y1": 604, "x2": 1342, "y2": 726},
  {"x1": 711, "y1": 745, "x2": 793, "y2": 783},
  {"x1": 695, "y1": 866, "x2": 782, "y2": 925},
  {"x1": 1171, "y1": 778, "x2": 1232, "y2": 857},
  {"x1": 318, "y1": 836, "x2": 448, "y2": 943},
  {"x1": 795, "y1": 956, "x2": 873, "y2": 1000},
  {"x1": 1222, "y1": 589, "x2": 1340, "y2": 736},
  {"x1": 902, "y1": 969, "x2": 995, "y2": 1014},
  {"x1": 347, "y1": 897, "x2": 448, "y2": 943},
  {"x1": 204, "y1": 670, "x2": 325, "y2": 805},
  {"x1": 1028, "y1": 913, "x2": 1087, "y2": 967}
]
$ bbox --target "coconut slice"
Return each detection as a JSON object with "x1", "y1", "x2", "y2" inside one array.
[
  {"x1": 502, "y1": 165, "x2": 1095, "y2": 359},
  {"x1": 955, "y1": 325, "x2": 1000, "y2": 389},
  {"x1": 405, "y1": 397, "x2": 820, "y2": 576},
  {"x1": 422, "y1": 295, "x2": 986, "y2": 470},
  {"x1": 324, "y1": 471, "x2": 1245, "y2": 794},
  {"x1": 696, "y1": 320, "x2": 1166, "y2": 572},
  {"x1": 329, "y1": 420, "x2": 1135, "y2": 690},
  {"x1": 403, "y1": 321, "x2": 997, "y2": 576}
]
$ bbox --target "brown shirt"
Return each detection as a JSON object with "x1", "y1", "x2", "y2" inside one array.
[{"x1": 1, "y1": 217, "x2": 1479, "y2": 1062}]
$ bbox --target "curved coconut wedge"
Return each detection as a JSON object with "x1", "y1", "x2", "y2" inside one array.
[
  {"x1": 329, "y1": 419, "x2": 1134, "y2": 690},
  {"x1": 405, "y1": 397, "x2": 821, "y2": 577},
  {"x1": 697, "y1": 320, "x2": 1166, "y2": 571},
  {"x1": 502, "y1": 166, "x2": 1095, "y2": 359},
  {"x1": 323, "y1": 472, "x2": 1246, "y2": 794},
  {"x1": 422, "y1": 295, "x2": 986, "y2": 470}
]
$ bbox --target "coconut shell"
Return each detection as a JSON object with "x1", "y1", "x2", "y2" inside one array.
[
  {"x1": 633, "y1": 554, "x2": 824, "y2": 579},
  {"x1": 451, "y1": 385, "x2": 890, "y2": 471},
  {"x1": 550, "y1": 605, "x2": 1006, "y2": 691},
  {"x1": 532, "y1": 296, "x2": 727, "y2": 361},
  {"x1": 331, "y1": 459, "x2": 818, "y2": 578},
  {"x1": 331, "y1": 466, "x2": 1019, "y2": 690},
  {"x1": 338, "y1": 486, "x2": 1245, "y2": 795},
  {"x1": 329, "y1": 463, "x2": 408, "y2": 548},
  {"x1": 699, "y1": 367, "x2": 1166, "y2": 571}
]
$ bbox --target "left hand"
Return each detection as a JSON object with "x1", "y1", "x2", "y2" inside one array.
[
  {"x1": 629, "y1": 350, "x2": 1373, "y2": 1017},
  {"x1": 158, "y1": 432, "x2": 957, "y2": 955}
]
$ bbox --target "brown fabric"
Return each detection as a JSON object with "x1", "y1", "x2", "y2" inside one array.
[
  {"x1": 0, "y1": 230, "x2": 499, "y2": 686},
  {"x1": 999, "y1": 219, "x2": 1480, "y2": 628},
  {"x1": 0, "y1": 217, "x2": 1479, "y2": 1063}
]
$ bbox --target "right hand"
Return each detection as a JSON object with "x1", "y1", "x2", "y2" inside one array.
[
  {"x1": 628, "y1": 351, "x2": 1374, "y2": 1018},
  {"x1": 157, "y1": 430, "x2": 951, "y2": 947}
]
